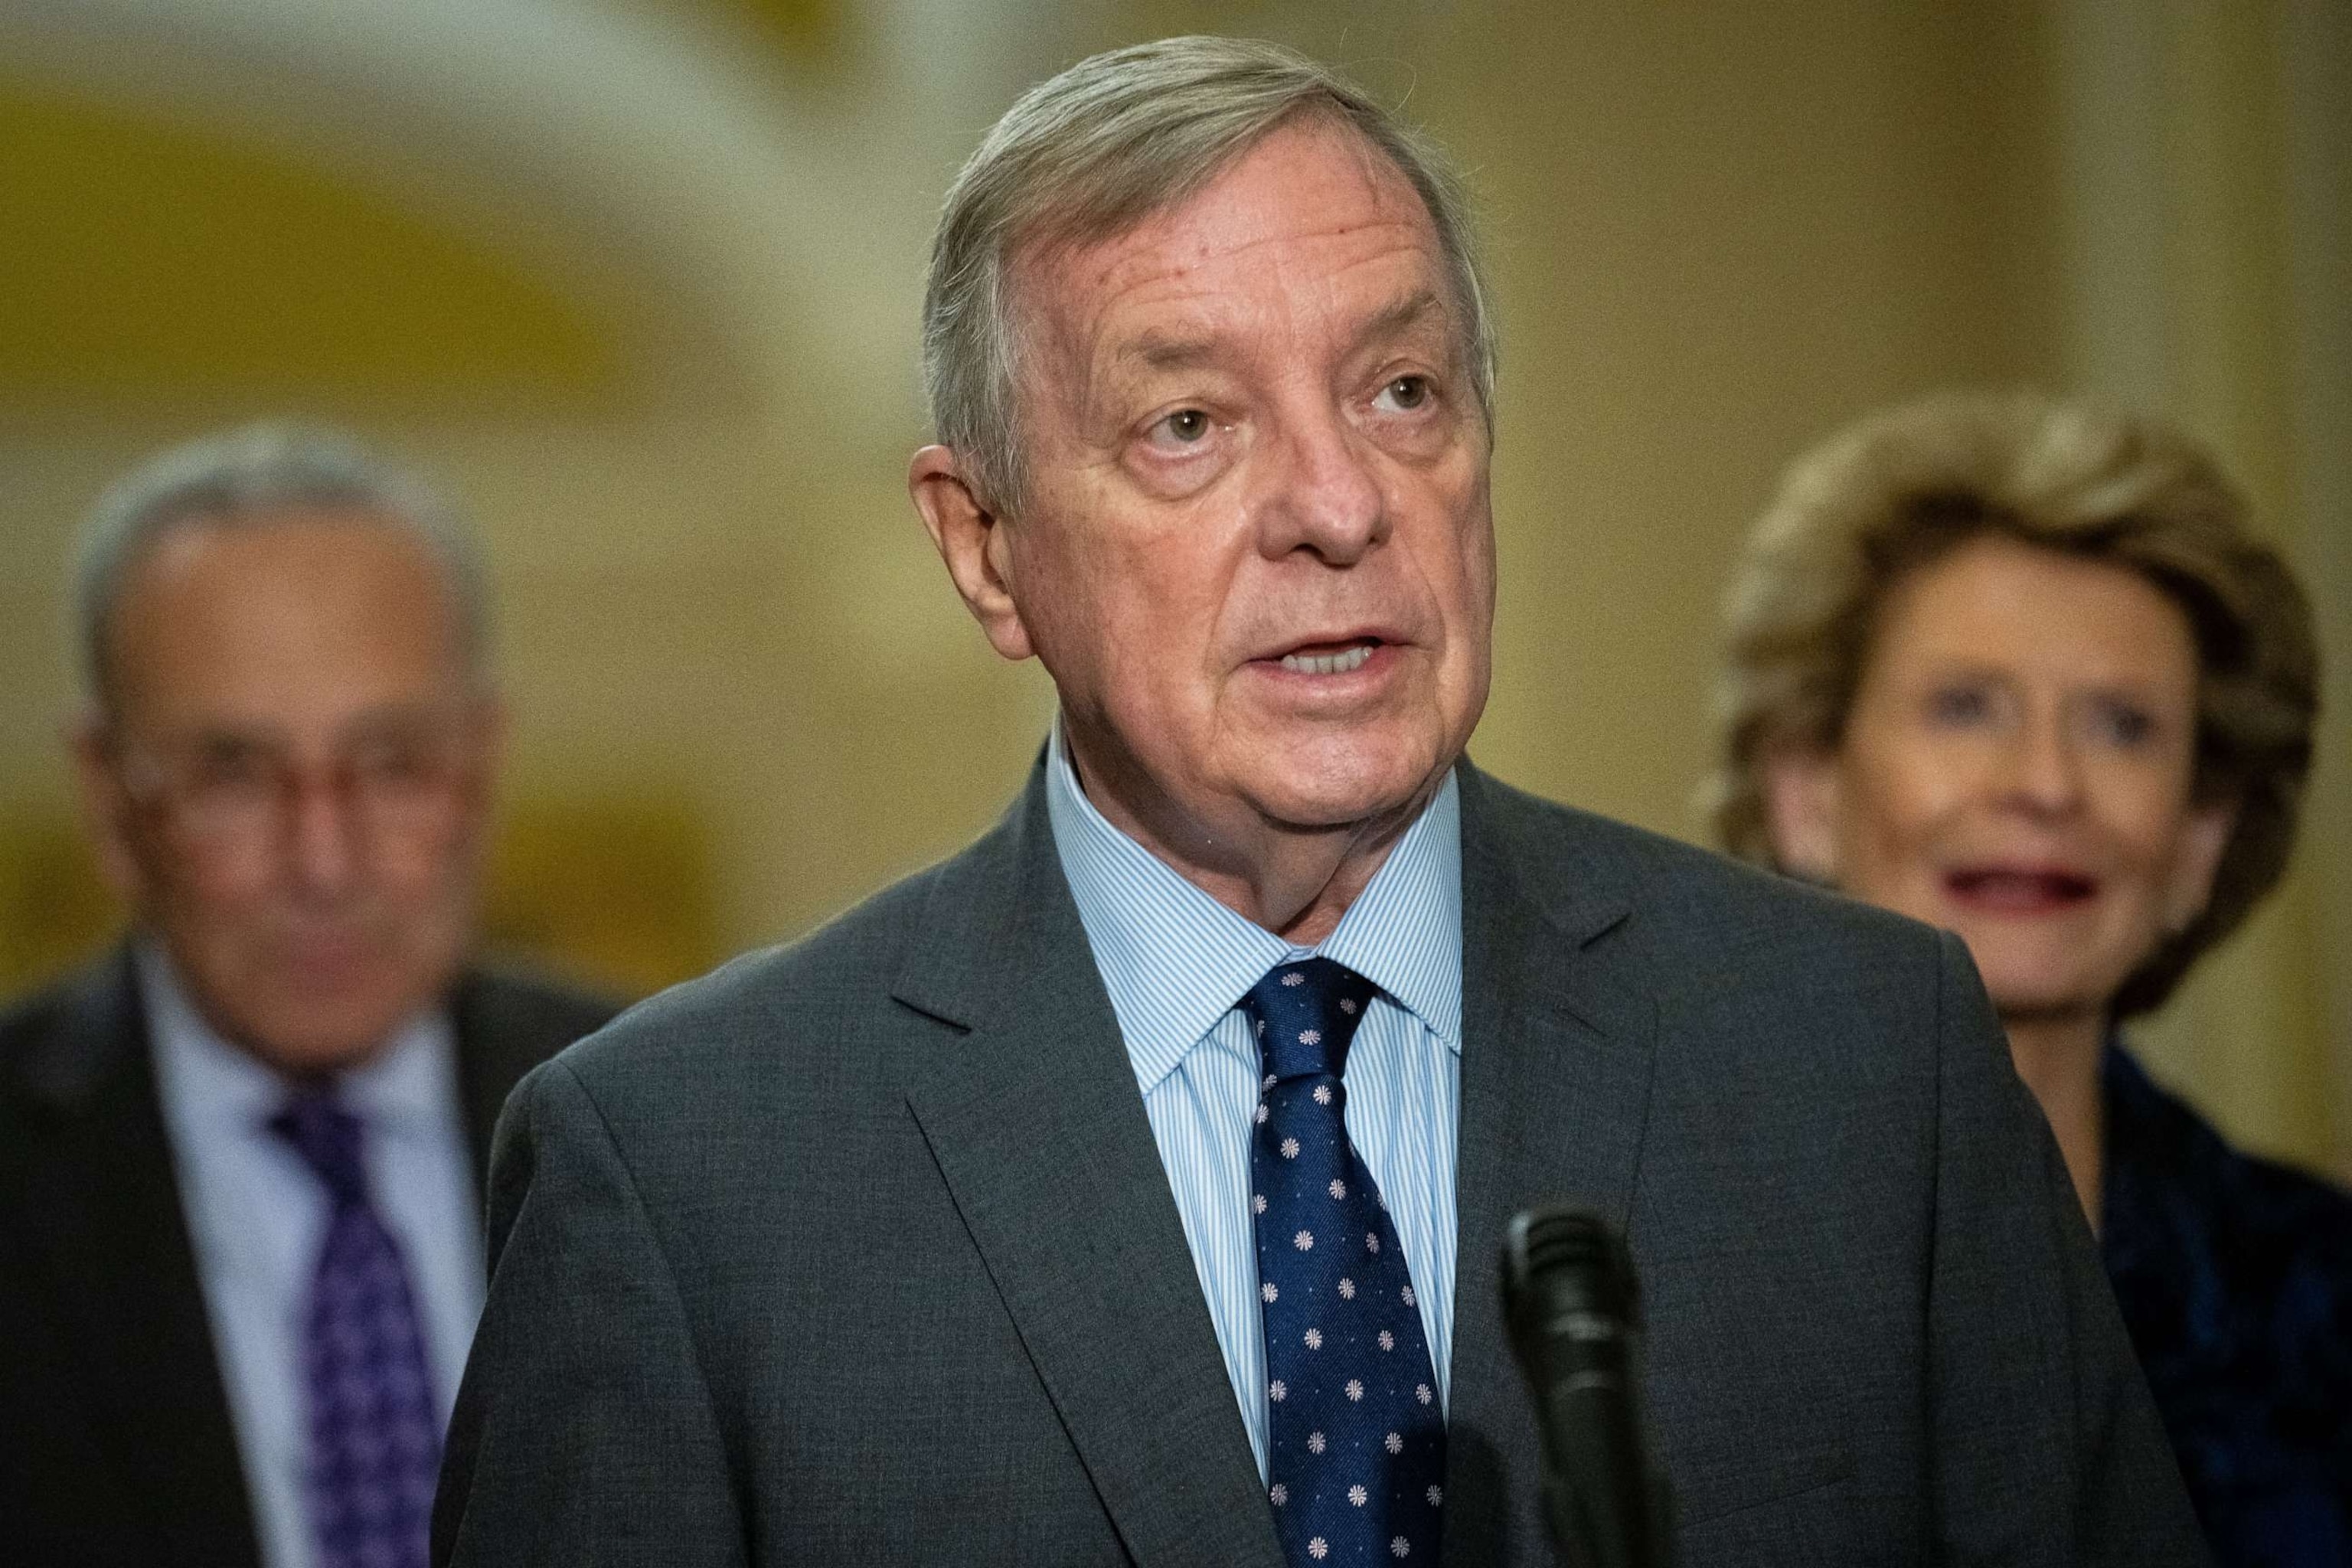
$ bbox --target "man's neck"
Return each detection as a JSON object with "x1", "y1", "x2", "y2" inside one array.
[{"x1": 1059, "y1": 729, "x2": 1442, "y2": 946}]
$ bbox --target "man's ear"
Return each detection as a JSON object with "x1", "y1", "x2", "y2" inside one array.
[
  {"x1": 1759, "y1": 746, "x2": 1844, "y2": 884},
  {"x1": 2163, "y1": 797, "x2": 2238, "y2": 934},
  {"x1": 909, "y1": 446, "x2": 1035, "y2": 662},
  {"x1": 67, "y1": 714, "x2": 149, "y2": 904}
]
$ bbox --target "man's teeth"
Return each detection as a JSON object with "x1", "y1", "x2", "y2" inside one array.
[{"x1": 1280, "y1": 644, "x2": 1374, "y2": 675}]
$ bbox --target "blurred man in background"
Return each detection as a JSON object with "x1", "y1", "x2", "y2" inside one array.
[{"x1": 0, "y1": 425, "x2": 614, "y2": 1568}]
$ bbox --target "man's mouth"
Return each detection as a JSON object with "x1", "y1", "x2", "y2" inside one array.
[
  {"x1": 1279, "y1": 639, "x2": 1380, "y2": 675},
  {"x1": 1942, "y1": 867, "x2": 2098, "y2": 912}
]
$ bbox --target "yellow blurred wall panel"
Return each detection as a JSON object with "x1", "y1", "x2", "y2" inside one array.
[{"x1": 0, "y1": 89, "x2": 622, "y2": 409}]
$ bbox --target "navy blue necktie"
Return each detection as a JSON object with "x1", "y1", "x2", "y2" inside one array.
[
  {"x1": 1245, "y1": 958, "x2": 1446, "y2": 1563},
  {"x1": 270, "y1": 1089, "x2": 441, "y2": 1568}
]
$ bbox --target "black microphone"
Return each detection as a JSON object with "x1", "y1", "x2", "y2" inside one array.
[{"x1": 1502, "y1": 1206, "x2": 1673, "y2": 1568}]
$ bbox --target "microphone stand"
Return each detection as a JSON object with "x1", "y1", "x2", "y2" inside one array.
[{"x1": 1502, "y1": 1207, "x2": 1675, "y2": 1568}]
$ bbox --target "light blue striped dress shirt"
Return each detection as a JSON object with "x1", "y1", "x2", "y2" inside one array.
[{"x1": 1042, "y1": 727, "x2": 1463, "y2": 1481}]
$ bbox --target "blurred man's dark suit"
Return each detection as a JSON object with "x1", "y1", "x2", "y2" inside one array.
[
  {"x1": 0, "y1": 946, "x2": 613, "y2": 1567},
  {"x1": 435, "y1": 762, "x2": 2204, "y2": 1566}
]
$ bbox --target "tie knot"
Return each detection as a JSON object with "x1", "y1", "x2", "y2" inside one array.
[
  {"x1": 269, "y1": 1089, "x2": 369, "y2": 1206},
  {"x1": 1242, "y1": 956, "x2": 1378, "y2": 1083}
]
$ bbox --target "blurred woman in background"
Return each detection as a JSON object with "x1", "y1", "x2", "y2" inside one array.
[{"x1": 1710, "y1": 390, "x2": 2348, "y2": 1565}]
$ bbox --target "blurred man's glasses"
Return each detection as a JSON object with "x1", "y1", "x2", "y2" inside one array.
[{"x1": 113, "y1": 717, "x2": 478, "y2": 860}]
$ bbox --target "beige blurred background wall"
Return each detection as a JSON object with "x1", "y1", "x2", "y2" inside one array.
[{"x1": 2, "y1": 0, "x2": 2344, "y2": 1178}]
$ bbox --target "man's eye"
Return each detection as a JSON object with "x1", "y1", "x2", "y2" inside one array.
[
  {"x1": 189, "y1": 747, "x2": 272, "y2": 792},
  {"x1": 1156, "y1": 409, "x2": 1212, "y2": 444},
  {"x1": 1377, "y1": 376, "x2": 1432, "y2": 411},
  {"x1": 353, "y1": 743, "x2": 430, "y2": 787},
  {"x1": 1926, "y1": 685, "x2": 1991, "y2": 727}
]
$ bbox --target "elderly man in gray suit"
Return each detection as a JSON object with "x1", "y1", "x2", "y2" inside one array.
[{"x1": 435, "y1": 37, "x2": 2206, "y2": 1568}]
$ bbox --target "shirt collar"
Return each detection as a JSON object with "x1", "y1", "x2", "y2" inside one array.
[
  {"x1": 1044, "y1": 723, "x2": 1464, "y2": 1097},
  {"x1": 136, "y1": 938, "x2": 459, "y2": 1146}
]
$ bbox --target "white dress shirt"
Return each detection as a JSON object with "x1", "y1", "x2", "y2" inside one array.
[{"x1": 139, "y1": 943, "x2": 483, "y2": 1568}]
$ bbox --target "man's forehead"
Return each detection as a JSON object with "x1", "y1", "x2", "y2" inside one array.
[
  {"x1": 156, "y1": 699, "x2": 466, "y2": 753},
  {"x1": 131, "y1": 504, "x2": 436, "y2": 586},
  {"x1": 110, "y1": 508, "x2": 469, "y2": 724},
  {"x1": 1018, "y1": 122, "x2": 1452, "y2": 387}
]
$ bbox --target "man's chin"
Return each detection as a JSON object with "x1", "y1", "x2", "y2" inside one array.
[
  {"x1": 211, "y1": 972, "x2": 442, "y2": 1077},
  {"x1": 1244, "y1": 751, "x2": 1453, "y2": 835}
]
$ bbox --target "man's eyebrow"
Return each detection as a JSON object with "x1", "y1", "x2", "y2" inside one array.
[
  {"x1": 1112, "y1": 332, "x2": 1227, "y2": 374},
  {"x1": 1355, "y1": 289, "x2": 1449, "y2": 350},
  {"x1": 1109, "y1": 291, "x2": 1452, "y2": 374}
]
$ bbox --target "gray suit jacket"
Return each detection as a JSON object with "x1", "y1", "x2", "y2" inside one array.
[{"x1": 435, "y1": 761, "x2": 2206, "y2": 1566}]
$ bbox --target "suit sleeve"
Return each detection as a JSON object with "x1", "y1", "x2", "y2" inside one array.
[
  {"x1": 432, "y1": 1057, "x2": 748, "y2": 1567},
  {"x1": 1922, "y1": 930, "x2": 2210, "y2": 1566}
]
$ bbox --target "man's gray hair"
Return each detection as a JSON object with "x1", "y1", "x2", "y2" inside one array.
[
  {"x1": 74, "y1": 422, "x2": 491, "y2": 708},
  {"x1": 922, "y1": 35, "x2": 1497, "y2": 515}
]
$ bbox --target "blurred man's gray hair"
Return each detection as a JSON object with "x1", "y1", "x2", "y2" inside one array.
[
  {"x1": 921, "y1": 34, "x2": 1496, "y2": 516},
  {"x1": 74, "y1": 422, "x2": 492, "y2": 709}
]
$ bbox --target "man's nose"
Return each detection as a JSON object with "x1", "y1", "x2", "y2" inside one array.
[
  {"x1": 283, "y1": 773, "x2": 364, "y2": 893},
  {"x1": 1258, "y1": 405, "x2": 1387, "y2": 564}
]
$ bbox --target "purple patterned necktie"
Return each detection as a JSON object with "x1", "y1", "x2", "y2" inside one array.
[
  {"x1": 270, "y1": 1089, "x2": 441, "y2": 1568},
  {"x1": 1246, "y1": 957, "x2": 1446, "y2": 1564}
]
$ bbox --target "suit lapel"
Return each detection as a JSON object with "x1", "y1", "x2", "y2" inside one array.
[
  {"x1": 15, "y1": 949, "x2": 260, "y2": 1564},
  {"x1": 1442, "y1": 766, "x2": 1658, "y2": 1566},
  {"x1": 899, "y1": 770, "x2": 1285, "y2": 1568}
]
